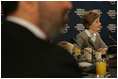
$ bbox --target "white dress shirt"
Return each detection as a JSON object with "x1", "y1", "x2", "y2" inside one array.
[
  {"x1": 7, "y1": 16, "x2": 47, "y2": 40},
  {"x1": 85, "y1": 29, "x2": 96, "y2": 42},
  {"x1": 85, "y1": 29, "x2": 108, "y2": 50}
]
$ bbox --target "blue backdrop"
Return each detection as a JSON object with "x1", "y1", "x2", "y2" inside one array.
[
  {"x1": 53, "y1": 1, "x2": 117, "y2": 46},
  {"x1": 1, "y1": 1, "x2": 117, "y2": 46}
]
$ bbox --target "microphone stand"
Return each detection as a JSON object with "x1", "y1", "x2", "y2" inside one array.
[
  {"x1": 109, "y1": 36, "x2": 117, "y2": 44},
  {"x1": 71, "y1": 38, "x2": 91, "y2": 54}
]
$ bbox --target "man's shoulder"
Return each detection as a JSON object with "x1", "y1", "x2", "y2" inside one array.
[
  {"x1": 45, "y1": 42, "x2": 73, "y2": 57},
  {"x1": 2, "y1": 21, "x2": 36, "y2": 38},
  {"x1": 47, "y1": 42, "x2": 69, "y2": 53},
  {"x1": 2, "y1": 21, "x2": 19, "y2": 27},
  {"x1": 2, "y1": 21, "x2": 26, "y2": 33}
]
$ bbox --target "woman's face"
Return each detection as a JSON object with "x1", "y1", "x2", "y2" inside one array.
[{"x1": 89, "y1": 17, "x2": 101, "y2": 32}]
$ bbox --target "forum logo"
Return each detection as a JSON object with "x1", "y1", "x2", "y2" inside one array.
[
  {"x1": 75, "y1": 8, "x2": 86, "y2": 18},
  {"x1": 92, "y1": 9, "x2": 102, "y2": 15},
  {"x1": 107, "y1": 24, "x2": 117, "y2": 32},
  {"x1": 75, "y1": 24, "x2": 85, "y2": 32},
  {"x1": 63, "y1": 24, "x2": 70, "y2": 33},
  {"x1": 107, "y1": 10, "x2": 116, "y2": 19}
]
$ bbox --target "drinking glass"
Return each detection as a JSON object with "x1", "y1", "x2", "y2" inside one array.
[
  {"x1": 73, "y1": 48, "x2": 83, "y2": 61},
  {"x1": 96, "y1": 58, "x2": 107, "y2": 78},
  {"x1": 75, "y1": 49, "x2": 81, "y2": 55}
]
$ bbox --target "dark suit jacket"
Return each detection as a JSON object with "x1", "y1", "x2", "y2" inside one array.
[{"x1": 1, "y1": 21, "x2": 82, "y2": 78}]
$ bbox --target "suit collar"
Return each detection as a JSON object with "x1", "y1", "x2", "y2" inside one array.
[
  {"x1": 7, "y1": 16, "x2": 47, "y2": 40},
  {"x1": 88, "y1": 37, "x2": 97, "y2": 50},
  {"x1": 85, "y1": 29, "x2": 96, "y2": 42}
]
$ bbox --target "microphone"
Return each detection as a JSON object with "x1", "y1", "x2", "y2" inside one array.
[
  {"x1": 70, "y1": 38, "x2": 91, "y2": 54},
  {"x1": 70, "y1": 38, "x2": 83, "y2": 48},
  {"x1": 108, "y1": 35, "x2": 117, "y2": 44}
]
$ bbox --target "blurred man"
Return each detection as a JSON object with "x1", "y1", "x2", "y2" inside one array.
[{"x1": 1, "y1": 1, "x2": 82, "y2": 78}]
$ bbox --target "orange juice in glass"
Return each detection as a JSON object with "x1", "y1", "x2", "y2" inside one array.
[
  {"x1": 96, "y1": 60, "x2": 107, "y2": 77},
  {"x1": 75, "y1": 49, "x2": 81, "y2": 55}
]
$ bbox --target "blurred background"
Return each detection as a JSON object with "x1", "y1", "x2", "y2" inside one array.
[
  {"x1": 1, "y1": 1, "x2": 117, "y2": 46},
  {"x1": 52, "y1": 1, "x2": 117, "y2": 46}
]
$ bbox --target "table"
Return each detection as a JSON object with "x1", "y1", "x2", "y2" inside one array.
[{"x1": 79, "y1": 59, "x2": 117, "y2": 78}]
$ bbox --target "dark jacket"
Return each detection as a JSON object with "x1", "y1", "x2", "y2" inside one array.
[{"x1": 1, "y1": 21, "x2": 82, "y2": 78}]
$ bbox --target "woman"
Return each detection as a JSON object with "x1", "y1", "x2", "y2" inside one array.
[{"x1": 73, "y1": 11, "x2": 107, "y2": 55}]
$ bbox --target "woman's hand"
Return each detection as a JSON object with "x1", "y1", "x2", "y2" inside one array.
[{"x1": 95, "y1": 48, "x2": 106, "y2": 55}]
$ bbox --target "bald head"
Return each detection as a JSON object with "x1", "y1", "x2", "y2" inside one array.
[{"x1": 2, "y1": 1, "x2": 72, "y2": 39}]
